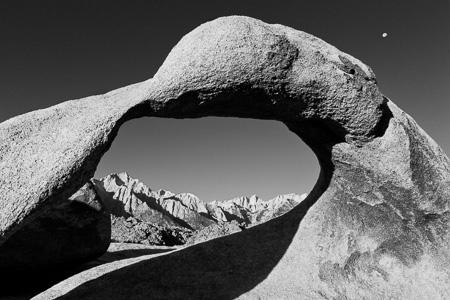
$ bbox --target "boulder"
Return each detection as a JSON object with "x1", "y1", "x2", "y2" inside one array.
[
  {"x1": 1, "y1": 16, "x2": 449, "y2": 299},
  {"x1": 0, "y1": 180, "x2": 110, "y2": 272}
]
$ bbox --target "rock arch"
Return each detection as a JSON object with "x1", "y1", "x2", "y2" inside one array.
[{"x1": 1, "y1": 16, "x2": 450, "y2": 299}]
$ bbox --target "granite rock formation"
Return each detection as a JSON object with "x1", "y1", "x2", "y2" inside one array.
[
  {"x1": 0, "y1": 181, "x2": 110, "y2": 272},
  {"x1": 2, "y1": 15, "x2": 450, "y2": 300}
]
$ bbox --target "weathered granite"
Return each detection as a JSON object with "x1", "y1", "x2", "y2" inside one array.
[{"x1": 2, "y1": 16, "x2": 450, "y2": 299}]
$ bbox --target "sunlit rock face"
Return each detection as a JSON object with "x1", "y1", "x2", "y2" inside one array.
[{"x1": 1, "y1": 16, "x2": 450, "y2": 300}]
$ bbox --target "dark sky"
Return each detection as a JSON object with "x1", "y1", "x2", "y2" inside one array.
[{"x1": 1, "y1": 1, "x2": 449, "y2": 201}]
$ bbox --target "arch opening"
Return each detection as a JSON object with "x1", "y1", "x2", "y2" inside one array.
[{"x1": 95, "y1": 116, "x2": 319, "y2": 202}]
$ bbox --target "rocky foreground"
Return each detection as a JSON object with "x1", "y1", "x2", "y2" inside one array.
[
  {"x1": 1, "y1": 15, "x2": 450, "y2": 300},
  {"x1": 1, "y1": 171, "x2": 306, "y2": 299}
]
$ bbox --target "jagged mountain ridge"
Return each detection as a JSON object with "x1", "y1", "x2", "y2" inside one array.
[{"x1": 93, "y1": 172, "x2": 307, "y2": 230}]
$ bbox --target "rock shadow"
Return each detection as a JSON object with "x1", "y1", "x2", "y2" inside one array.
[
  {"x1": 1, "y1": 247, "x2": 175, "y2": 299},
  {"x1": 51, "y1": 203, "x2": 310, "y2": 299}
]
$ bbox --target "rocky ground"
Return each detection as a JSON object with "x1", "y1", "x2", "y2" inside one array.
[
  {"x1": 111, "y1": 215, "x2": 192, "y2": 245},
  {"x1": 185, "y1": 220, "x2": 243, "y2": 245},
  {"x1": 0, "y1": 172, "x2": 305, "y2": 300}
]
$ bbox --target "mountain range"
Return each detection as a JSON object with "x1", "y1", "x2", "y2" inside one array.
[{"x1": 92, "y1": 172, "x2": 307, "y2": 245}]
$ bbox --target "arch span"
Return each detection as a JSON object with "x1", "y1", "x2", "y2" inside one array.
[
  {"x1": 0, "y1": 15, "x2": 384, "y2": 244},
  {"x1": 2, "y1": 16, "x2": 450, "y2": 299}
]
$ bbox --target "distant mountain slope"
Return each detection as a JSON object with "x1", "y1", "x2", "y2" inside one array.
[
  {"x1": 93, "y1": 172, "x2": 307, "y2": 245},
  {"x1": 92, "y1": 173, "x2": 215, "y2": 230}
]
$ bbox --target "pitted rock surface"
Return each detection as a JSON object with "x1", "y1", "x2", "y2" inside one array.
[{"x1": 1, "y1": 16, "x2": 449, "y2": 300}]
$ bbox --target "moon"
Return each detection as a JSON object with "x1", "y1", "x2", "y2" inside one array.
[{"x1": 382, "y1": 33, "x2": 388, "y2": 38}]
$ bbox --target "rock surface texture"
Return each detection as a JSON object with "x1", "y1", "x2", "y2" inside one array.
[{"x1": 1, "y1": 15, "x2": 449, "y2": 300}]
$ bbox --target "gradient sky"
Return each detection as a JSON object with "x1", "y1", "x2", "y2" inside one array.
[{"x1": 1, "y1": 1, "x2": 449, "y2": 201}]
